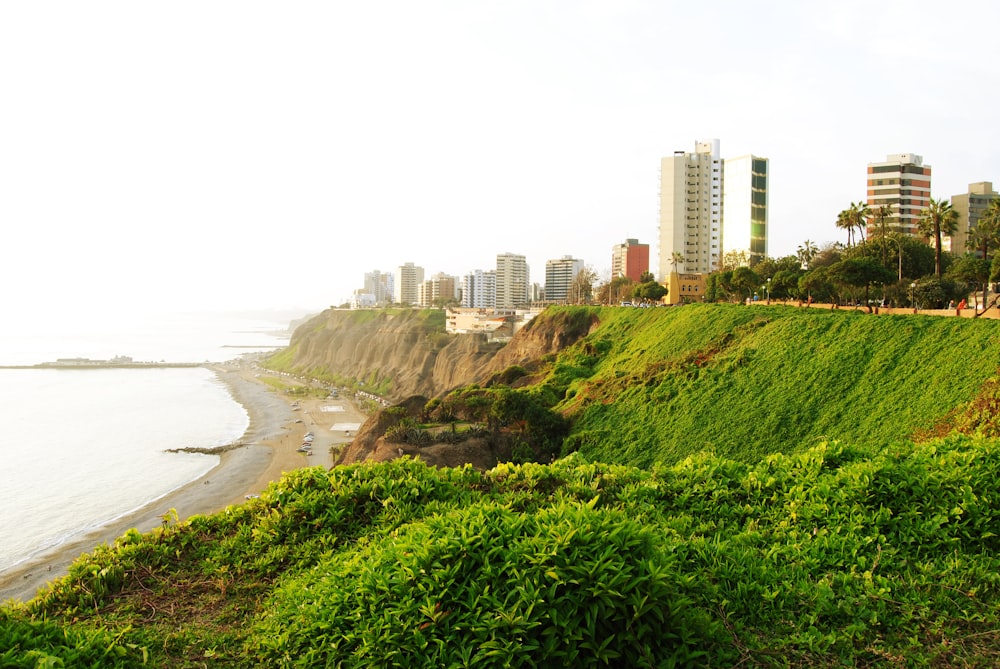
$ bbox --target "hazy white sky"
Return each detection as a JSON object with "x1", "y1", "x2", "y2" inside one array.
[{"x1": 2, "y1": 1, "x2": 998, "y2": 317}]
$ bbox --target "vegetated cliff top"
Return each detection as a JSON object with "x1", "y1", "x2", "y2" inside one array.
[{"x1": 523, "y1": 303, "x2": 1000, "y2": 467}]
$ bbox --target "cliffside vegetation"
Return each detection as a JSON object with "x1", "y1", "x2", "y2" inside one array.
[
  {"x1": 535, "y1": 304, "x2": 1000, "y2": 466},
  {"x1": 6, "y1": 303, "x2": 1000, "y2": 667}
]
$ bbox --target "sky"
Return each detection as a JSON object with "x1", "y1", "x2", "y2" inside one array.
[{"x1": 2, "y1": 1, "x2": 999, "y2": 319}]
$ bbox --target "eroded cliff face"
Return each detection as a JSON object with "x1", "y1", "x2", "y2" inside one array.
[
  {"x1": 282, "y1": 308, "x2": 601, "y2": 468},
  {"x1": 281, "y1": 308, "x2": 600, "y2": 402},
  {"x1": 283, "y1": 310, "x2": 502, "y2": 401}
]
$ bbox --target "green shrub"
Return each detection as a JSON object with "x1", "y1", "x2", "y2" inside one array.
[
  {"x1": 0, "y1": 609, "x2": 142, "y2": 668},
  {"x1": 249, "y1": 499, "x2": 727, "y2": 667}
]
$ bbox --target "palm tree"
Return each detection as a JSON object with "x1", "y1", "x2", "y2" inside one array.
[
  {"x1": 670, "y1": 252, "x2": 685, "y2": 275},
  {"x1": 874, "y1": 204, "x2": 893, "y2": 265},
  {"x1": 836, "y1": 208, "x2": 854, "y2": 247},
  {"x1": 918, "y1": 197, "x2": 959, "y2": 278},
  {"x1": 850, "y1": 201, "x2": 871, "y2": 244},
  {"x1": 968, "y1": 197, "x2": 1000, "y2": 260},
  {"x1": 796, "y1": 239, "x2": 818, "y2": 269}
]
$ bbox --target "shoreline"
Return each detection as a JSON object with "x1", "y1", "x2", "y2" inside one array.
[{"x1": 0, "y1": 362, "x2": 365, "y2": 604}]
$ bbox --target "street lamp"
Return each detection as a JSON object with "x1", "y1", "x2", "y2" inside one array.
[
  {"x1": 910, "y1": 282, "x2": 917, "y2": 311},
  {"x1": 766, "y1": 277, "x2": 771, "y2": 304}
]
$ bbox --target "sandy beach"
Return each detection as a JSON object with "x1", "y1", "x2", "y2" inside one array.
[{"x1": 0, "y1": 362, "x2": 366, "y2": 604}]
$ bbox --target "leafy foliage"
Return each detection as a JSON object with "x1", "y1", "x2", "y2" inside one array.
[
  {"x1": 8, "y1": 442, "x2": 1000, "y2": 666},
  {"x1": 0, "y1": 609, "x2": 141, "y2": 668}
]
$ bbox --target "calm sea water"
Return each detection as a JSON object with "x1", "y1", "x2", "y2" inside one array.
[{"x1": 0, "y1": 310, "x2": 301, "y2": 574}]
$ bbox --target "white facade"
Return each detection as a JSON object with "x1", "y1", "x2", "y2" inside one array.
[
  {"x1": 658, "y1": 139, "x2": 722, "y2": 279},
  {"x1": 496, "y1": 252, "x2": 529, "y2": 309},
  {"x1": 545, "y1": 255, "x2": 585, "y2": 303},
  {"x1": 363, "y1": 270, "x2": 393, "y2": 306},
  {"x1": 350, "y1": 291, "x2": 377, "y2": 309},
  {"x1": 462, "y1": 269, "x2": 496, "y2": 308},
  {"x1": 722, "y1": 155, "x2": 769, "y2": 266},
  {"x1": 393, "y1": 262, "x2": 424, "y2": 306}
]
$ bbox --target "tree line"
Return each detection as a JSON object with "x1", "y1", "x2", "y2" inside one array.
[{"x1": 589, "y1": 196, "x2": 1000, "y2": 311}]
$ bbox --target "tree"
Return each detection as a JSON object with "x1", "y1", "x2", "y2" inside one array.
[
  {"x1": 850, "y1": 201, "x2": 871, "y2": 244},
  {"x1": 836, "y1": 208, "x2": 854, "y2": 248},
  {"x1": 910, "y1": 278, "x2": 950, "y2": 309},
  {"x1": 751, "y1": 255, "x2": 800, "y2": 283},
  {"x1": 596, "y1": 276, "x2": 636, "y2": 305},
  {"x1": 918, "y1": 197, "x2": 959, "y2": 278},
  {"x1": 826, "y1": 257, "x2": 895, "y2": 309},
  {"x1": 670, "y1": 252, "x2": 685, "y2": 275},
  {"x1": 796, "y1": 240, "x2": 818, "y2": 269},
  {"x1": 798, "y1": 267, "x2": 834, "y2": 303},
  {"x1": 722, "y1": 249, "x2": 750, "y2": 271},
  {"x1": 568, "y1": 266, "x2": 598, "y2": 304},
  {"x1": 967, "y1": 197, "x2": 1000, "y2": 260},
  {"x1": 770, "y1": 268, "x2": 804, "y2": 300},
  {"x1": 638, "y1": 271, "x2": 655, "y2": 283},
  {"x1": 706, "y1": 271, "x2": 736, "y2": 303},
  {"x1": 948, "y1": 254, "x2": 991, "y2": 312},
  {"x1": 731, "y1": 267, "x2": 761, "y2": 301},
  {"x1": 849, "y1": 232, "x2": 936, "y2": 281},
  {"x1": 633, "y1": 281, "x2": 667, "y2": 303},
  {"x1": 810, "y1": 242, "x2": 843, "y2": 269},
  {"x1": 873, "y1": 204, "x2": 893, "y2": 264}
]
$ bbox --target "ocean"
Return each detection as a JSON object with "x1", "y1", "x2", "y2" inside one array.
[{"x1": 0, "y1": 310, "x2": 301, "y2": 575}]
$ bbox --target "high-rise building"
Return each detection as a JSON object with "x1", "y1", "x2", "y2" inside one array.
[
  {"x1": 363, "y1": 270, "x2": 393, "y2": 306},
  {"x1": 417, "y1": 273, "x2": 459, "y2": 307},
  {"x1": 393, "y1": 262, "x2": 424, "y2": 306},
  {"x1": 722, "y1": 155, "x2": 768, "y2": 266},
  {"x1": 462, "y1": 270, "x2": 496, "y2": 308},
  {"x1": 949, "y1": 182, "x2": 998, "y2": 255},
  {"x1": 545, "y1": 255, "x2": 585, "y2": 303},
  {"x1": 611, "y1": 239, "x2": 650, "y2": 281},
  {"x1": 658, "y1": 139, "x2": 723, "y2": 279},
  {"x1": 495, "y1": 253, "x2": 529, "y2": 309},
  {"x1": 866, "y1": 153, "x2": 932, "y2": 237}
]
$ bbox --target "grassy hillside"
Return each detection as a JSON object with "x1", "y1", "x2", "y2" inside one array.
[
  {"x1": 6, "y1": 304, "x2": 1000, "y2": 667},
  {"x1": 5, "y1": 442, "x2": 1000, "y2": 667},
  {"x1": 533, "y1": 304, "x2": 1000, "y2": 467}
]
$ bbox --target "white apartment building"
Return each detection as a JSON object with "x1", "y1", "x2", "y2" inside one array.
[
  {"x1": 462, "y1": 269, "x2": 496, "y2": 308},
  {"x1": 363, "y1": 270, "x2": 394, "y2": 306},
  {"x1": 393, "y1": 262, "x2": 424, "y2": 306},
  {"x1": 496, "y1": 253, "x2": 529, "y2": 309},
  {"x1": 722, "y1": 155, "x2": 769, "y2": 266},
  {"x1": 545, "y1": 255, "x2": 585, "y2": 303},
  {"x1": 658, "y1": 139, "x2": 723, "y2": 278}
]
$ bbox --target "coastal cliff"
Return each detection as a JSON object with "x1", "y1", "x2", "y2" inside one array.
[{"x1": 269, "y1": 308, "x2": 562, "y2": 401}]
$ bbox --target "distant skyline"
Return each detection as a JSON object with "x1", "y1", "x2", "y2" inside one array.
[{"x1": 3, "y1": 1, "x2": 998, "y2": 320}]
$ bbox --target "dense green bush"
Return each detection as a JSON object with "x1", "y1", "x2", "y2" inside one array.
[
  {"x1": 250, "y1": 499, "x2": 726, "y2": 667},
  {"x1": 0, "y1": 609, "x2": 141, "y2": 668}
]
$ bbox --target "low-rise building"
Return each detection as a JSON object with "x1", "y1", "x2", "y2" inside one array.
[
  {"x1": 666, "y1": 272, "x2": 707, "y2": 304},
  {"x1": 445, "y1": 308, "x2": 541, "y2": 341}
]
